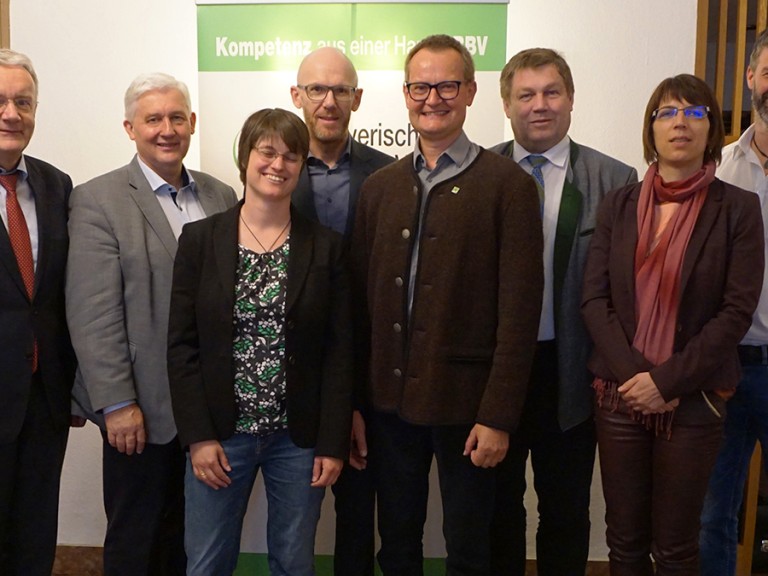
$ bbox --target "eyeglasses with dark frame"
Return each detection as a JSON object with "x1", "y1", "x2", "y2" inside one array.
[
  {"x1": 651, "y1": 105, "x2": 710, "y2": 122},
  {"x1": 297, "y1": 84, "x2": 357, "y2": 102},
  {"x1": 0, "y1": 96, "x2": 36, "y2": 114},
  {"x1": 404, "y1": 81, "x2": 463, "y2": 102},
  {"x1": 254, "y1": 147, "x2": 301, "y2": 165}
]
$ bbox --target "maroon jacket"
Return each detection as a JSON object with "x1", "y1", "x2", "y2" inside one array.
[{"x1": 581, "y1": 179, "x2": 764, "y2": 401}]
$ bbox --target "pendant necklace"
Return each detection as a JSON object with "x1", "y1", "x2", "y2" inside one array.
[
  {"x1": 239, "y1": 214, "x2": 291, "y2": 253},
  {"x1": 751, "y1": 135, "x2": 768, "y2": 170}
]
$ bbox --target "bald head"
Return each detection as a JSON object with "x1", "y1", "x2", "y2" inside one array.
[
  {"x1": 291, "y1": 47, "x2": 363, "y2": 162},
  {"x1": 296, "y1": 47, "x2": 358, "y2": 87}
]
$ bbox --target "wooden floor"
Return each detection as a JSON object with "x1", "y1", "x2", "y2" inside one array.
[{"x1": 53, "y1": 546, "x2": 611, "y2": 575}]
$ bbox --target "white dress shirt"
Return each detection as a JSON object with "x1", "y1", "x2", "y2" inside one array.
[
  {"x1": 513, "y1": 136, "x2": 570, "y2": 341},
  {"x1": 717, "y1": 124, "x2": 768, "y2": 345}
]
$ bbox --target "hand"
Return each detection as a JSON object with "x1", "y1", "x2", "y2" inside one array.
[
  {"x1": 190, "y1": 440, "x2": 232, "y2": 490},
  {"x1": 104, "y1": 404, "x2": 146, "y2": 455},
  {"x1": 348, "y1": 410, "x2": 368, "y2": 471},
  {"x1": 311, "y1": 456, "x2": 343, "y2": 487},
  {"x1": 463, "y1": 424, "x2": 509, "y2": 468},
  {"x1": 619, "y1": 372, "x2": 679, "y2": 415}
]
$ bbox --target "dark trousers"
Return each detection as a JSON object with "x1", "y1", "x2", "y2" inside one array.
[
  {"x1": 102, "y1": 434, "x2": 186, "y2": 576},
  {"x1": 595, "y1": 392, "x2": 723, "y2": 576},
  {"x1": 491, "y1": 341, "x2": 596, "y2": 576},
  {"x1": 0, "y1": 372, "x2": 68, "y2": 576},
  {"x1": 370, "y1": 411, "x2": 496, "y2": 576},
  {"x1": 332, "y1": 461, "x2": 375, "y2": 576}
]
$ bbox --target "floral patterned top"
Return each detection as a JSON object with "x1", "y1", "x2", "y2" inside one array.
[{"x1": 232, "y1": 239, "x2": 290, "y2": 435}]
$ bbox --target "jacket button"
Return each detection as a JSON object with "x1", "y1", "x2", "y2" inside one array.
[
  {"x1": 395, "y1": 276, "x2": 403, "y2": 287},
  {"x1": 393, "y1": 368, "x2": 402, "y2": 377},
  {"x1": 288, "y1": 355, "x2": 296, "y2": 365},
  {"x1": 393, "y1": 323, "x2": 401, "y2": 333},
  {"x1": 286, "y1": 319, "x2": 295, "y2": 329},
  {"x1": 401, "y1": 228, "x2": 411, "y2": 239}
]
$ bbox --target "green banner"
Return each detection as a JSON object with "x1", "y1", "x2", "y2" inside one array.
[{"x1": 198, "y1": 3, "x2": 507, "y2": 72}]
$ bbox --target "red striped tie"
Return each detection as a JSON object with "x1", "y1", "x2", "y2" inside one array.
[{"x1": 0, "y1": 172, "x2": 38, "y2": 372}]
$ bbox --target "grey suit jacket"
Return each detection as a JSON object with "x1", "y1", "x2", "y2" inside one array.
[
  {"x1": 491, "y1": 139, "x2": 637, "y2": 430},
  {"x1": 291, "y1": 138, "x2": 394, "y2": 240},
  {"x1": 67, "y1": 156, "x2": 238, "y2": 444}
]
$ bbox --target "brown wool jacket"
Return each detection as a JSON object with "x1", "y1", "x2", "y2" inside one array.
[{"x1": 351, "y1": 149, "x2": 544, "y2": 432}]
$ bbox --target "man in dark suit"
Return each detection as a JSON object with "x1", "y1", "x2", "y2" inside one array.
[
  {"x1": 490, "y1": 48, "x2": 637, "y2": 576},
  {"x1": 0, "y1": 48, "x2": 76, "y2": 575},
  {"x1": 66, "y1": 73, "x2": 237, "y2": 576},
  {"x1": 290, "y1": 46, "x2": 393, "y2": 576}
]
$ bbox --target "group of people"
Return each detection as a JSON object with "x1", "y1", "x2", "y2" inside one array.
[{"x1": 1, "y1": 26, "x2": 768, "y2": 576}]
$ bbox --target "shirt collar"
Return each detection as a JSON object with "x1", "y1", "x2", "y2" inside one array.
[
  {"x1": 136, "y1": 154, "x2": 196, "y2": 193},
  {"x1": 512, "y1": 135, "x2": 571, "y2": 169},
  {"x1": 0, "y1": 155, "x2": 29, "y2": 181},
  {"x1": 307, "y1": 135, "x2": 352, "y2": 167},
  {"x1": 734, "y1": 123, "x2": 763, "y2": 166},
  {"x1": 413, "y1": 131, "x2": 473, "y2": 172}
]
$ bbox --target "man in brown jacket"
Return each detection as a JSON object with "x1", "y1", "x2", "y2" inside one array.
[{"x1": 351, "y1": 34, "x2": 543, "y2": 576}]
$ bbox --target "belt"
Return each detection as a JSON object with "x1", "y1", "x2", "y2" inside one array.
[
  {"x1": 738, "y1": 344, "x2": 768, "y2": 365},
  {"x1": 536, "y1": 339, "x2": 557, "y2": 350}
]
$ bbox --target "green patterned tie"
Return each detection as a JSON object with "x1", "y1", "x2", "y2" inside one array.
[{"x1": 527, "y1": 154, "x2": 547, "y2": 213}]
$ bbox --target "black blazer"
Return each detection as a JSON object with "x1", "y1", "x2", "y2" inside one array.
[
  {"x1": 167, "y1": 202, "x2": 354, "y2": 459},
  {"x1": 582, "y1": 178, "x2": 764, "y2": 401},
  {"x1": 0, "y1": 156, "x2": 76, "y2": 441}
]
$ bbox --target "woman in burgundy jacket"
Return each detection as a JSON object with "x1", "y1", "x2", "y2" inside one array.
[{"x1": 581, "y1": 74, "x2": 764, "y2": 575}]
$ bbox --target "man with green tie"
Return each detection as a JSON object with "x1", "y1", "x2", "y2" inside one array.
[{"x1": 490, "y1": 47, "x2": 637, "y2": 576}]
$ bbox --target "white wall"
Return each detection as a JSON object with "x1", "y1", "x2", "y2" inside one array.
[{"x1": 10, "y1": 0, "x2": 698, "y2": 560}]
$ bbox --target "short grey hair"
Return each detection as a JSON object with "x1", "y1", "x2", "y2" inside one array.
[
  {"x1": 0, "y1": 49, "x2": 38, "y2": 96},
  {"x1": 750, "y1": 27, "x2": 768, "y2": 72},
  {"x1": 124, "y1": 72, "x2": 192, "y2": 121}
]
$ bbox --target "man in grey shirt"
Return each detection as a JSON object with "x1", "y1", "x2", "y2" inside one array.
[{"x1": 352, "y1": 35, "x2": 543, "y2": 575}]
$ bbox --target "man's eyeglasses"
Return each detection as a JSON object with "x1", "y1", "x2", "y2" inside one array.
[
  {"x1": 404, "y1": 81, "x2": 462, "y2": 102},
  {"x1": 651, "y1": 105, "x2": 710, "y2": 122},
  {"x1": 298, "y1": 84, "x2": 357, "y2": 102},
  {"x1": 0, "y1": 96, "x2": 35, "y2": 114},
  {"x1": 254, "y1": 147, "x2": 301, "y2": 165}
]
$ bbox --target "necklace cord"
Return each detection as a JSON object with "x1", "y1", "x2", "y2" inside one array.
[
  {"x1": 239, "y1": 214, "x2": 291, "y2": 253},
  {"x1": 751, "y1": 135, "x2": 768, "y2": 169}
]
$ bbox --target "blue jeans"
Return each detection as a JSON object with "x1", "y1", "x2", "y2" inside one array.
[
  {"x1": 185, "y1": 431, "x2": 324, "y2": 576},
  {"x1": 700, "y1": 364, "x2": 768, "y2": 576}
]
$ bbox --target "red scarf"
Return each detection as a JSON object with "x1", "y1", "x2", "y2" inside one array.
[{"x1": 633, "y1": 161, "x2": 714, "y2": 364}]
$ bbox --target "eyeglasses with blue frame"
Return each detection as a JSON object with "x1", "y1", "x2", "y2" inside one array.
[{"x1": 651, "y1": 105, "x2": 710, "y2": 121}]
